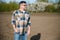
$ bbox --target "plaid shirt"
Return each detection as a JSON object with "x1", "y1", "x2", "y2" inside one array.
[
  {"x1": 11, "y1": 10, "x2": 31, "y2": 27},
  {"x1": 11, "y1": 10, "x2": 31, "y2": 35}
]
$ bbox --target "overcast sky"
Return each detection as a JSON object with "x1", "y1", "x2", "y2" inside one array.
[
  {"x1": 3, "y1": 0, "x2": 57, "y2": 3},
  {"x1": 4, "y1": 0, "x2": 36, "y2": 3}
]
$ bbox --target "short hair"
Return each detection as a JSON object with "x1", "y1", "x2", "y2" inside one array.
[{"x1": 19, "y1": 1, "x2": 26, "y2": 5}]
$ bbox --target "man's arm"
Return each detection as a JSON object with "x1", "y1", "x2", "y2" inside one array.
[
  {"x1": 27, "y1": 14, "x2": 31, "y2": 35},
  {"x1": 27, "y1": 25, "x2": 31, "y2": 35},
  {"x1": 11, "y1": 11, "x2": 18, "y2": 32}
]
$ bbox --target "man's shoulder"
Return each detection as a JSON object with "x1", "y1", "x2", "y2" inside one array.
[{"x1": 13, "y1": 10, "x2": 19, "y2": 14}]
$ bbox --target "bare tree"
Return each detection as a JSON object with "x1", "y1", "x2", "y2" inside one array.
[
  {"x1": 58, "y1": 0, "x2": 60, "y2": 4},
  {"x1": 0, "y1": 0, "x2": 6, "y2": 3},
  {"x1": 37, "y1": 0, "x2": 48, "y2": 2}
]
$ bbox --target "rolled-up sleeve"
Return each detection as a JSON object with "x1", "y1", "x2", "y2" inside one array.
[{"x1": 11, "y1": 11, "x2": 16, "y2": 25}]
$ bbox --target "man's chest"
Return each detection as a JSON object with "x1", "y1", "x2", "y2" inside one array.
[
  {"x1": 14, "y1": 13, "x2": 29, "y2": 27},
  {"x1": 15, "y1": 13, "x2": 29, "y2": 21}
]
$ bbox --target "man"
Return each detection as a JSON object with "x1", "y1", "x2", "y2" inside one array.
[{"x1": 11, "y1": 1, "x2": 31, "y2": 40}]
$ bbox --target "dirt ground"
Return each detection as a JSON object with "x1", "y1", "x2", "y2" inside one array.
[{"x1": 0, "y1": 13, "x2": 60, "y2": 40}]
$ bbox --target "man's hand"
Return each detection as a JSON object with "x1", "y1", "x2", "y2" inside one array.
[
  {"x1": 27, "y1": 26, "x2": 31, "y2": 36},
  {"x1": 14, "y1": 28, "x2": 19, "y2": 33},
  {"x1": 27, "y1": 30, "x2": 30, "y2": 36},
  {"x1": 13, "y1": 25, "x2": 18, "y2": 33}
]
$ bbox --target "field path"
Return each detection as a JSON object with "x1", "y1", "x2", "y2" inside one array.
[{"x1": 0, "y1": 13, "x2": 60, "y2": 40}]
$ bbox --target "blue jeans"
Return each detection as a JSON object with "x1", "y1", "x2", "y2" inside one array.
[{"x1": 14, "y1": 32, "x2": 28, "y2": 40}]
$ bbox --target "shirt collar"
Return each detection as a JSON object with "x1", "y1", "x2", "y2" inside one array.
[{"x1": 18, "y1": 10, "x2": 26, "y2": 14}]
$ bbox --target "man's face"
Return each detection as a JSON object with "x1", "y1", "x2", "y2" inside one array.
[{"x1": 20, "y1": 3, "x2": 27, "y2": 10}]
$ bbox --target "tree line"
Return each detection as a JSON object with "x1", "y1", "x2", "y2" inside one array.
[
  {"x1": 0, "y1": 1, "x2": 19, "y2": 12},
  {"x1": 0, "y1": 0, "x2": 60, "y2": 12}
]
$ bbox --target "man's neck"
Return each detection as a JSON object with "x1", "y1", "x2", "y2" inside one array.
[{"x1": 19, "y1": 9, "x2": 25, "y2": 12}]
